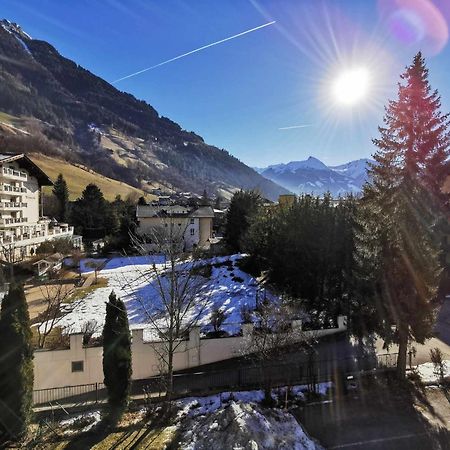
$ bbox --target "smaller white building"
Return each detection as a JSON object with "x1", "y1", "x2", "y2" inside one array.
[{"x1": 136, "y1": 204, "x2": 214, "y2": 252}]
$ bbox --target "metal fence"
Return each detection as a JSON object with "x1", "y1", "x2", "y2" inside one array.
[{"x1": 33, "y1": 351, "x2": 402, "y2": 407}]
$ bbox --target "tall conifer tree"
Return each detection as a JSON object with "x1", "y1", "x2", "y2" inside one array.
[
  {"x1": 102, "y1": 291, "x2": 132, "y2": 417},
  {"x1": 52, "y1": 173, "x2": 69, "y2": 222},
  {"x1": 356, "y1": 53, "x2": 446, "y2": 378},
  {"x1": 0, "y1": 284, "x2": 34, "y2": 442}
]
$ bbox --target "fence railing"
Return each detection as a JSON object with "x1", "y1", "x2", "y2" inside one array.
[{"x1": 33, "y1": 351, "x2": 402, "y2": 407}]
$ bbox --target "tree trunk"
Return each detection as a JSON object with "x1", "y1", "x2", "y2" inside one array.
[
  {"x1": 166, "y1": 342, "x2": 174, "y2": 411},
  {"x1": 396, "y1": 323, "x2": 408, "y2": 380}
]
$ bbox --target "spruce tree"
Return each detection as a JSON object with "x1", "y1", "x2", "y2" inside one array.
[
  {"x1": 70, "y1": 184, "x2": 112, "y2": 238},
  {"x1": 0, "y1": 284, "x2": 34, "y2": 442},
  {"x1": 224, "y1": 190, "x2": 262, "y2": 253},
  {"x1": 102, "y1": 291, "x2": 132, "y2": 416},
  {"x1": 357, "y1": 53, "x2": 446, "y2": 378},
  {"x1": 52, "y1": 173, "x2": 69, "y2": 222}
]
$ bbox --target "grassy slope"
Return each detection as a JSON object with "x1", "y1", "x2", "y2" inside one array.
[{"x1": 29, "y1": 154, "x2": 155, "y2": 201}]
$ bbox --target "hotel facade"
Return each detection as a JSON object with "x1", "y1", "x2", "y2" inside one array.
[{"x1": 0, "y1": 153, "x2": 75, "y2": 261}]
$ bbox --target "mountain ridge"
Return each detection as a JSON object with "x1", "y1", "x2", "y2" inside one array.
[
  {"x1": 0, "y1": 19, "x2": 288, "y2": 201},
  {"x1": 256, "y1": 156, "x2": 374, "y2": 196}
]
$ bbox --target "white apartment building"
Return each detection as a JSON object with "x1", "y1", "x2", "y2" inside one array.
[
  {"x1": 0, "y1": 153, "x2": 75, "y2": 261},
  {"x1": 136, "y1": 204, "x2": 214, "y2": 252}
]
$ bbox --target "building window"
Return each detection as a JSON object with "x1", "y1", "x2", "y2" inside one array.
[
  {"x1": 71, "y1": 361, "x2": 84, "y2": 372},
  {"x1": 190, "y1": 228, "x2": 195, "y2": 235},
  {"x1": 190, "y1": 218, "x2": 195, "y2": 224}
]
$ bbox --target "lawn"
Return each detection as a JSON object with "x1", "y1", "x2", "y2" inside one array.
[{"x1": 29, "y1": 154, "x2": 154, "y2": 201}]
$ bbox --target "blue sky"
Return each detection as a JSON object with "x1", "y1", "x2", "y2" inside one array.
[{"x1": 3, "y1": 0, "x2": 450, "y2": 166}]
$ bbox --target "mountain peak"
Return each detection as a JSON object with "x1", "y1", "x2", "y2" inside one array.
[
  {"x1": 1, "y1": 19, "x2": 32, "y2": 40},
  {"x1": 267, "y1": 156, "x2": 329, "y2": 174},
  {"x1": 258, "y1": 156, "x2": 374, "y2": 196}
]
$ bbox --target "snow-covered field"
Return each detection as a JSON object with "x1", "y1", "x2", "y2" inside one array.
[
  {"x1": 416, "y1": 360, "x2": 450, "y2": 383},
  {"x1": 52, "y1": 254, "x2": 276, "y2": 338}
]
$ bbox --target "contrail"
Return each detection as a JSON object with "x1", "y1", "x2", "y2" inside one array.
[
  {"x1": 112, "y1": 20, "x2": 276, "y2": 84},
  {"x1": 278, "y1": 124, "x2": 313, "y2": 130}
]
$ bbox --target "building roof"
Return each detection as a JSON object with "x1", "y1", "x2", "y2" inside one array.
[
  {"x1": 190, "y1": 206, "x2": 215, "y2": 218},
  {"x1": 0, "y1": 153, "x2": 53, "y2": 186},
  {"x1": 137, "y1": 204, "x2": 214, "y2": 219}
]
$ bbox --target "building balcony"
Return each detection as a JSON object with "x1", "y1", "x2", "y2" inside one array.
[
  {"x1": 0, "y1": 226, "x2": 74, "y2": 246},
  {"x1": 1, "y1": 168, "x2": 27, "y2": 181},
  {"x1": 0, "y1": 202, "x2": 28, "y2": 210},
  {"x1": 1, "y1": 185, "x2": 27, "y2": 193},
  {"x1": 0, "y1": 217, "x2": 28, "y2": 226}
]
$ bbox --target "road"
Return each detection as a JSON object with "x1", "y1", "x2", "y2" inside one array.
[
  {"x1": 294, "y1": 384, "x2": 450, "y2": 450},
  {"x1": 373, "y1": 297, "x2": 450, "y2": 364}
]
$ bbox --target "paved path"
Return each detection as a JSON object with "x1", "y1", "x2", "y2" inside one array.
[
  {"x1": 373, "y1": 298, "x2": 450, "y2": 364},
  {"x1": 294, "y1": 386, "x2": 450, "y2": 450}
]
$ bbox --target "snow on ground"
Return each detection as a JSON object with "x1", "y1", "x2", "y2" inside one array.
[
  {"x1": 416, "y1": 360, "x2": 450, "y2": 383},
  {"x1": 51, "y1": 384, "x2": 328, "y2": 448},
  {"x1": 51, "y1": 254, "x2": 276, "y2": 338},
  {"x1": 174, "y1": 386, "x2": 326, "y2": 449},
  {"x1": 60, "y1": 410, "x2": 102, "y2": 433}
]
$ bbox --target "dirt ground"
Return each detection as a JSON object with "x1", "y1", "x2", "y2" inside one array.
[
  {"x1": 294, "y1": 381, "x2": 450, "y2": 450},
  {"x1": 25, "y1": 280, "x2": 77, "y2": 321},
  {"x1": 24, "y1": 270, "x2": 100, "y2": 321}
]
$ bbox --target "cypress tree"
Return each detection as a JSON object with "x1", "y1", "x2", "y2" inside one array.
[
  {"x1": 356, "y1": 53, "x2": 446, "y2": 378},
  {"x1": 52, "y1": 173, "x2": 69, "y2": 222},
  {"x1": 0, "y1": 284, "x2": 34, "y2": 442},
  {"x1": 102, "y1": 291, "x2": 132, "y2": 416}
]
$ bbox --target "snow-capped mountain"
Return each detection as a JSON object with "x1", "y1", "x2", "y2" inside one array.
[
  {"x1": 329, "y1": 158, "x2": 373, "y2": 187},
  {"x1": 258, "y1": 156, "x2": 374, "y2": 196},
  {"x1": 266, "y1": 156, "x2": 329, "y2": 174}
]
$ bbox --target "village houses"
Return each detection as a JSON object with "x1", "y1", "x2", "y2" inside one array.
[{"x1": 136, "y1": 203, "x2": 215, "y2": 251}]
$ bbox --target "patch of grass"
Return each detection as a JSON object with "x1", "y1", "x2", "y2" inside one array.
[
  {"x1": 90, "y1": 426, "x2": 176, "y2": 449},
  {"x1": 29, "y1": 154, "x2": 155, "y2": 201},
  {"x1": 29, "y1": 422, "x2": 176, "y2": 449},
  {"x1": 66, "y1": 277, "x2": 108, "y2": 303},
  {"x1": 0, "y1": 110, "x2": 20, "y2": 125}
]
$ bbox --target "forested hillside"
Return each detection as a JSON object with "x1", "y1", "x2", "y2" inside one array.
[{"x1": 0, "y1": 20, "x2": 288, "y2": 200}]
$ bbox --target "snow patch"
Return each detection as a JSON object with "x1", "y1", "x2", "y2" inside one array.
[
  {"x1": 175, "y1": 388, "x2": 324, "y2": 449},
  {"x1": 416, "y1": 360, "x2": 450, "y2": 383}
]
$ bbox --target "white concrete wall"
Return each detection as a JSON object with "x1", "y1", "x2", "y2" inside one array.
[
  {"x1": 23, "y1": 175, "x2": 40, "y2": 224},
  {"x1": 137, "y1": 217, "x2": 200, "y2": 251},
  {"x1": 33, "y1": 316, "x2": 347, "y2": 392},
  {"x1": 198, "y1": 217, "x2": 212, "y2": 247}
]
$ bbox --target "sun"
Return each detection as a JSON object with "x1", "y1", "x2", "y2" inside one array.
[{"x1": 333, "y1": 68, "x2": 370, "y2": 106}]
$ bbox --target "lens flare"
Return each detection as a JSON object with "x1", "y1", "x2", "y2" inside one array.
[{"x1": 378, "y1": 0, "x2": 449, "y2": 55}]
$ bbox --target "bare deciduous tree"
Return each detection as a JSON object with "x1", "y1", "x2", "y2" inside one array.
[
  {"x1": 81, "y1": 319, "x2": 99, "y2": 346},
  {"x1": 1, "y1": 243, "x2": 21, "y2": 279},
  {"x1": 36, "y1": 281, "x2": 74, "y2": 348},
  {"x1": 128, "y1": 216, "x2": 213, "y2": 409},
  {"x1": 210, "y1": 306, "x2": 228, "y2": 336},
  {"x1": 71, "y1": 249, "x2": 83, "y2": 280},
  {"x1": 85, "y1": 260, "x2": 103, "y2": 284},
  {"x1": 241, "y1": 300, "x2": 309, "y2": 404}
]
